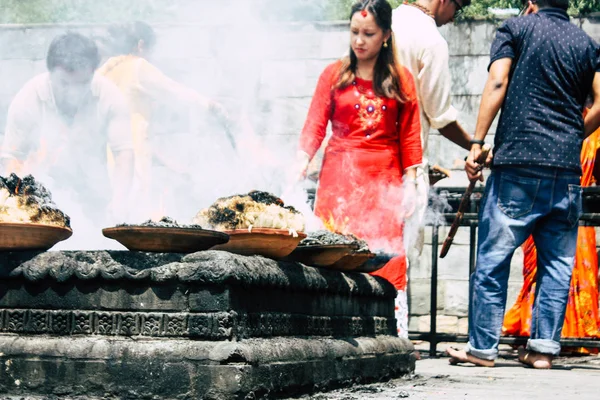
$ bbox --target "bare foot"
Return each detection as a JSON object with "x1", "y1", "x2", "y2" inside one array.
[
  {"x1": 517, "y1": 347, "x2": 552, "y2": 369},
  {"x1": 446, "y1": 347, "x2": 495, "y2": 367}
]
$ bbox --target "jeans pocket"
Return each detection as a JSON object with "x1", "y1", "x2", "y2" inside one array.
[
  {"x1": 567, "y1": 184, "x2": 583, "y2": 228},
  {"x1": 497, "y1": 173, "x2": 540, "y2": 219}
]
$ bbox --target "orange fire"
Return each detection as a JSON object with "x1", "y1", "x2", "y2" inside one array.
[{"x1": 321, "y1": 212, "x2": 350, "y2": 235}]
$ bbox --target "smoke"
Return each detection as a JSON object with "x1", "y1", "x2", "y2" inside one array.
[
  {"x1": 0, "y1": 1, "x2": 455, "y2": 253},
  {"x1": 0, "y1": 0, "x2": 335, "y2": 250}
]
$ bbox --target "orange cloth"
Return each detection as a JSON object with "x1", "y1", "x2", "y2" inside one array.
[
  {"x1": 299, "y1": 61, "x2": 423, "y2": 290},
  {"x1": 502, "y1": 121, "x2": 600, "y2": 353}
]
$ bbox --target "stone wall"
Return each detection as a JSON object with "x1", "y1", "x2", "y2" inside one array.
[{"x1": 0, "y1": 17, "x2": 599, "y2": 334}]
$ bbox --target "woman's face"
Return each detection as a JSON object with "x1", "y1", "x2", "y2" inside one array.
[{"x1": 350, "y1": 10, "x2": 389, "y2": 63}]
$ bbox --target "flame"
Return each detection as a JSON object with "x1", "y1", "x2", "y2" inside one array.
[{"x1": 321, "y1": 212, "x2": 350, "y2": 235}]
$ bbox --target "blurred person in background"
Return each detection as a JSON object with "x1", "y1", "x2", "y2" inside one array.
[
  {"x1": 98, "y1": 21, "x2": 232, "y2": 218},
  {"x1": 0, "y1": 32, "x2": 134, "y2": 234}
]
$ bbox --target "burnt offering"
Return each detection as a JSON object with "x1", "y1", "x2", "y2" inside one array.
[
  {"x1": 300, "y1": 230, "x2": 370, "y2": 254},
  {"x1": 0, "y1": 173, "x2": 70, "y2": 228},
  {"x1": 118, "y1": 216, "x2": 202, "y2": 229},
  {"x1": 193, "y1": 190, "x2": 305, "y2": 236}
]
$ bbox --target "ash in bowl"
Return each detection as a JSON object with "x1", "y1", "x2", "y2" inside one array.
[
  {"x1": 0, "y1": 173, "x2": 70, "y2": 228},
  {"x1": 192, "y1": 190, "x2": 305, "y2": 236},
  {"x1": 118, "y1": 217, "x2": 203, "y2": 229},
  {"x1": 300, "y1": 230, "x2": 370, "y2": 253}
]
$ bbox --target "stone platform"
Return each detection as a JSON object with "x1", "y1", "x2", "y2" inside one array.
[{"x1": 0, "y1": 250, "x2": 415, "y2": 399}]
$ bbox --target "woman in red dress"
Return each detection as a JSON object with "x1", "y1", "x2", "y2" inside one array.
[{"x1": 296, "y1": 0, "x2": 422, "y2": 337}]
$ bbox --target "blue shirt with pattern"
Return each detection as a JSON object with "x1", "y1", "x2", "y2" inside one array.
[{"x1": 490, "y1": 8, "x2": 600, "y2": 173}]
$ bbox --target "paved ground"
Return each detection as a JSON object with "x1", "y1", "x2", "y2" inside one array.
[{"x1": 291, "y1": 343, "x2": 600, "y2": 400}]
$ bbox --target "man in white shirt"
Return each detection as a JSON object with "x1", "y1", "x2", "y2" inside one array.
[
  {"x1": 393, "y1": 0, "x2": 472, "y2": 254},
  {"x1": 1, "y1": 32, "x2": 134, "y2": 246}
]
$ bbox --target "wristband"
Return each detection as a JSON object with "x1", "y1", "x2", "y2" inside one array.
[{"x1": 470, "y1": 139, "x2": 485, "y2": 146}]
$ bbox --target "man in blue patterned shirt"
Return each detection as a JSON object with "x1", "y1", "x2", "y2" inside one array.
[{"x1": 447, "y1": 0, "x2": 600, "y2": 368}]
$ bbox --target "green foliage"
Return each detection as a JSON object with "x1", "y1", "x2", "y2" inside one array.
[
  {"x1": 323, "y1": 0, "x2": 600, "y2": 20},
  {"x1": 0, "y1": 0, "x2": 175, "y2": 24},
  {"x1": 0, "y1": 0, "x2": 599, "y2": 24}
]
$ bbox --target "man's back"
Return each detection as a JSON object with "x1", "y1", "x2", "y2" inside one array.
[
  {"x1": 392, "y1": 4, "x2": 458, "y2": 165},
  {"x1": 492, "y1": 8, "x2": 600, "y2": 172}
]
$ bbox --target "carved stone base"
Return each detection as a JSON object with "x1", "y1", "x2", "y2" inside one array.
[
  {"x1": 0, "y1": 250, "x2": 413, "y2": 398},
  {"x1": 0, "y1": 335, "x2": 415, "y2": 399}
]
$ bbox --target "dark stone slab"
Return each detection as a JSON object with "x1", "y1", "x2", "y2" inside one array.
[{"x1": 0, "y1": 335, "x2": 415, "y2": 399}]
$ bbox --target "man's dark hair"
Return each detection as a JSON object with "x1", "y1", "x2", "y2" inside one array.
[
  {"x1": 46, "y1": 32, "x2": 100, "y2": 72},
  {"x1": 522, "y1": 0, "x2": 569, "y2": 10},
  {"x1": 461, "y1": 0, "x2": 472, "y2": 7}
]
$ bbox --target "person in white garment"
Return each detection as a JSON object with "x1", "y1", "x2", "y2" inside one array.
[
  {"x1": 1, "y1": 32, "x2": 134, "y2": 248},
  {"x1": 391, "y1": 0, "x2": 474, "y2": 337}
]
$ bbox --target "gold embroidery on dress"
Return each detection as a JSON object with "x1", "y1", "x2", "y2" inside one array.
[{"x1": 356, "y1": 93, "x2": 384, "y2": 132}]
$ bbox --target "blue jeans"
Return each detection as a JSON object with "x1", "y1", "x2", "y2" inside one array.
[{"x1": 466, "y1": 166, "x2": 582, "y2": 360}]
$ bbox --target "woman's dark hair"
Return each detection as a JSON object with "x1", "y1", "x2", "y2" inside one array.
[
  {"x1": 46, "y1": 32, "x2": 100, "y2": 72},
  {"x1": 105, "y1": 21, "x2": 157, "y2": 56},
  {"x1": 334, "y1": 0, "x2": 408, "y2": 102}
]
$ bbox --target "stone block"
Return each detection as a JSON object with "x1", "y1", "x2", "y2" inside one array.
[
  {"x1": 437, "y1": 315, "x2": 459, "y2": 333},
  {"x1": 441, "y1": 279, "x2": 470, "y2": 317},
  {"x1": 458, "y1": 317, "x2": 469, "y2": 335},
  {"x1": 441, "y1": 20, "x2": 500, "y2": 56},
  {"x1": 580, "y1": 18, "x2": 600, "y2": 43},
  {"x1": 438, "y1": 245, "x2": 472, "y2": 280},
  {"x1": 449, "y1": 55, "x2": 490, "y2": 96},
  {"x1": 407, "y1": 278, "x2": 432, "y2": 315},
  {"x1": 407, "y1": 245, "x2": 432, "y2": 280},
  {"x1": 451, "y1": 95, "x2": 500, "y2": 134},
  {"x1": 411, "y1": 315, "x2": 459, "y2": 333}
]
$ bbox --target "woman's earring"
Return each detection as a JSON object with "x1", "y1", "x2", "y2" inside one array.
[{"x1": 383, "y1": 41, "x2": 388, "y2": 48}]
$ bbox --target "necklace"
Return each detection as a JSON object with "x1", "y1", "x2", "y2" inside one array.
[{"x1": 407, "y1": 1, "x2": 435, "y2": 19}]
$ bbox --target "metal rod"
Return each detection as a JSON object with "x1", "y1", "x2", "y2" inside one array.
[{"x1": 430, "y1": 223, "x2": 439, "y2": 357}]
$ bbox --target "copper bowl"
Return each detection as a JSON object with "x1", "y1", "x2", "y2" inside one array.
[
  {"x1": 329, "y1": 251, "x2": 376, "y2": 271},
  {"x1": 284, "y1": 244, "x2": 357, "y2": 267},
  {"x1": 0, "y1": 222, "x2": 72, "y2": 251},
  {"x1": 102, "y1": 226, "x2": 229, "y2": 253},
  {"x1": 211, "y1": 228, "x2": 307, "y2": 259}
]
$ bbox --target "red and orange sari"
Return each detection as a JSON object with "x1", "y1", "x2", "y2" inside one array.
[{"x1": 502, "y1": 121, "x2": 600, "y2": 353}]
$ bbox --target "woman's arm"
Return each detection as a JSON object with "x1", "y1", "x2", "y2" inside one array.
[{"x1": 298, "y1": 62, "x2": 339, "y2": 161}]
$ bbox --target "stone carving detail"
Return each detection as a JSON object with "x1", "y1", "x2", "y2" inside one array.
[
  {"x1": 0, "y1": 309, "x2": 394, "y2": 339},
  {"x1": 73, "y1": 312, "x2": 93, "y2": 334},
  {"x1": 141, "y1": 314, "x2": 162, "y2": 336},
  {"x1": 6, "y1": 310, "x2": 26, "y2": 333},
  {"x1": 30, "y1": 310, "x2": 48, "y2": 333},
  {"x1": 96, "y1": 313, "x2": 114, "y2": 335},
  {"x1": 50, "y1": 312, "x2": 71, "y2": 335},
  {"x1": 118, "y1": 313, "x2": 140, "y2": 336},
  {"x1": 165, "y1": 314, "x2": 187, "y2": 336}
]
